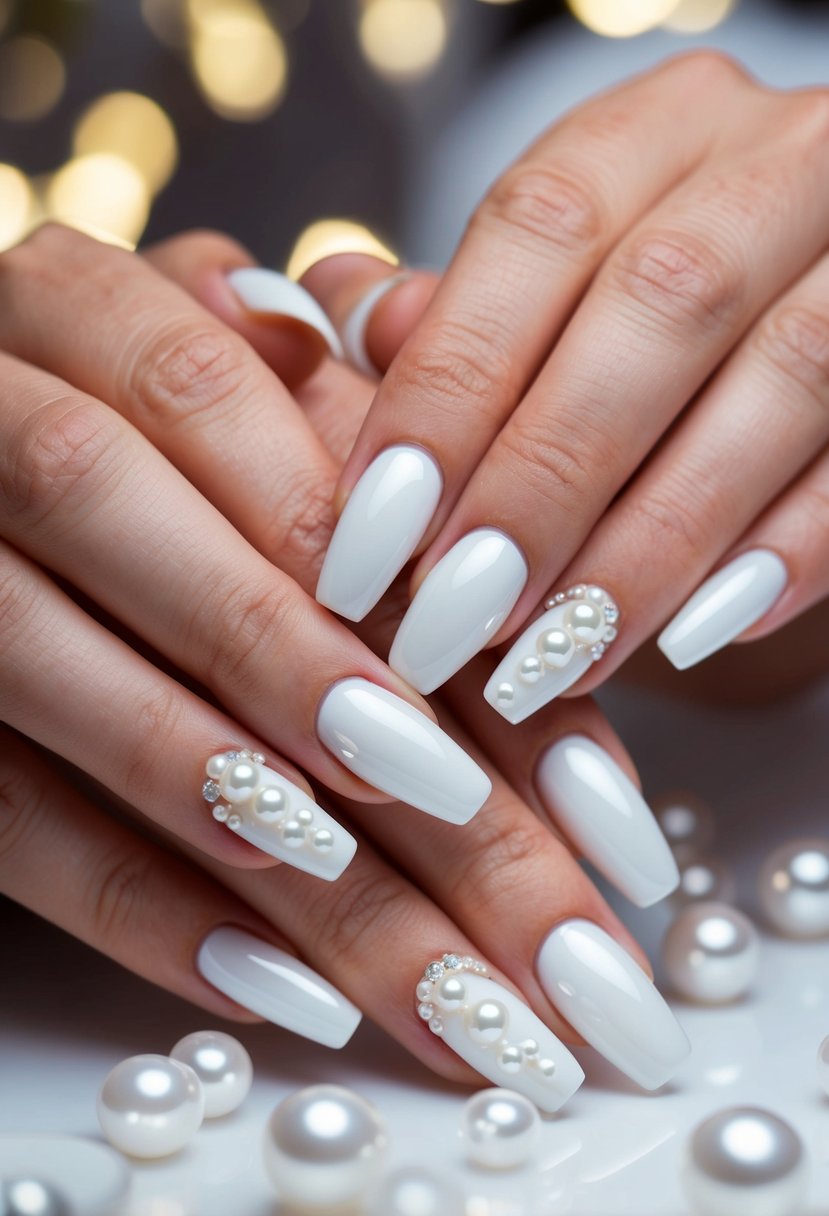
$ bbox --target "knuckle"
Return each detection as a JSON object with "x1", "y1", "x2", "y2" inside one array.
[
  {"x1": 90, "y1": 849, "x2": 156, "y2": 943},
  {"x1": 123, "y1": 685, "x2": 183, "y2": 805},
  {"x1": 394, "y1": 317, "x2": 514, "y2": 421},
  {"x1": 130, "y1": 321, "x2": 252, "y2": 429},
  {"x1": 672, "y1": 49, "x2": 750, "y2": 90},
  {"x1": 628, "y1": 480, "x2": 716, "y2": 562},
  {"x1": 197, "y1": 576, "x2": 298, "y2": 696},
  {"x1": 481, "y1": 163, "x2": 605, "y2": 259},
  {"x1": 259, "y1": 469, "x2": 336, "y2": 578},
  {"x1": 498, "y1": 412, "x2": 598, "y2": 510},
  {"x1": 307, "y1": 869, "x2": 412, "y2": 961},
  {"x1": 611, "y1": 231, "x2": 743, "y2": 333},
  {"x1": 754, "y1": 305, "x2": 829, "y2": 406},
  {"x1": 448, "y1": 807, "x2": 543, "y2": 906}
]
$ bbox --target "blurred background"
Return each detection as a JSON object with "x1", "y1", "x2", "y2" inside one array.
[{"x1": 0, "y1": 0, "x2": 828, "y2": 275}]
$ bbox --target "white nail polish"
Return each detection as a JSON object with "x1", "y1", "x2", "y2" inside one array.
[
  {"x1": 536, "y1": 920, "x2": 690, "y2": 1091},
  {"x1": 536, "y1": 736, "x2": 678, "y2": 908},
  {"x1": 317, "y1": 678, "x2": 491, "y2": 825},
  {"x1": 198, "y1": 926, "x2": 362, "y2": 1048},
  {"x1": 390, "y1": 529, "x2": 528, "y2": 694},
  {"x1": 316, "y1": 446, "x2": 442, "y2": 622},
  {"x1": 227, "y1": 268, "x2": 343, "y2": 358},
  {"x1": 202, "y1": 748, "x2": 356, "y2": 881},
  {"x1": 341, "y1": 274, "x2": 410, "y2": 376},
  {"x1": 484, "y1": 585, "x2": 619, "y2": 724},
  {"x1": 658, "y1": 549, "x2": 787, "y2": 671},
  {"x1": 416, "y1": 953, "x2": 584, "y2": 1114}
]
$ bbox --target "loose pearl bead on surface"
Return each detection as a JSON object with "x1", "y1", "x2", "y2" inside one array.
[
  {"x1": 0, "y1": 1178, "x2": 72, "y2": 1216},
  {"x1": 460, "y1": 1088, "x2": 541, "y2": 1170},
  {"x1": 683, "y1": 1106, "x2": 807, "y2": 1216},
  {"x1": 96, "y1": 1054, "x2": 204, "y2": 1159},
  {"x1": 817, "y1": 1036, "x2": 829, "y2": 1097},
  {"x1": 170, "y1": 1030, "x2": 253, "y2": 1118},
  {"x1": 262, "y1": 1084, "x2": 387, "y2": 1208},
  {"x1": 366, "y1": 1166, "x2": 464, "y2": 1216},
  {"x1": 662, "y1": 902, "x2": 759, "y2": 1005},
  {"x1": 757, "y1": 838, "x2": 829, "y2": 938},
  {"x1": 653, "y1": 791, "x2": 716, "y2": 859},
  {"x1": 672, "y1": 855, "x2": 737, "y2": 907}
]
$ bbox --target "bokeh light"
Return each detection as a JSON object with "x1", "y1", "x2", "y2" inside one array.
[
  {"x1": 568, "y1": 0, "x2": 679, "y2": 37},
  {"x1": 141, "y1": 0, "x2": 188, "y2": 47},
  {"x1": 189, "y1": 0, "x2": 288, "y2": 121},
  {"x1": 0, "y1": 35, "x2": 66, "y2": 122},
  {"x1": 0, "y1": 164, "x2": 35, "y2": 252},
  {"x1": 663, "y1": 0, "x2": 736, "y2": 32},
  {"x1": 359, "y1": 0, "x2": 449, "y2": 81},
  {"x1": 74, "y1": 92, "x2": 179, "y2": 194},
  {"x1": 46, "y1": 154, "x2": 150, "y2": 248},
  {"x1": 286, "y1": 218, "x2": 398, "y2": 280}
]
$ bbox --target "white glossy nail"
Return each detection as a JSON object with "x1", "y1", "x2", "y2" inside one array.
[
  {"x1": 536, "y1": 920, "x2": 690, "y2": 1091},
  {"x1": 198, "y1": 926, "x2": 361, "y2": 1049},
  {"x1": 658, "y1": 549, "x2": 787, "y2": 671},
  {"x1": 316, "y1": 446, "x2": 442, "y2": 622},
  {"x1": 341, "y1": 274, "x2": 409, "y2": 375},
  {"x1": 227, "y1": 268, "x2": 343, "y2": 358},
  {"x1": 485, "y1": 584, "x2": 619, "y2": 724},
  {"x1": 317, "y1": 678, "x2": 490, "y2": 825},
  {"x1": 202, "y1": 747, "x2": 356, "y2": 881},
  {"x1": 416, "y1": 953, "x2": 584, "y2": 1114},
  {"x1": 390, "y1": 529, "x2": 528, "y2": 694},
  {"x1": 536, "y1": 736, "x2": 678, "y2": 908}
]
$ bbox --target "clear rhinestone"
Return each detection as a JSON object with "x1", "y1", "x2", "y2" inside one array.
[
  {"x1": 225, "y1": 750, "x2": 241, "y2": 761},
  {"x1": 604, "y1": 603, "x2": 619, "y2": 624},
  {"x1": 212, "y1": 804, "x2": 228, "y2": 823},
  {"x1": 590, "y1": 642, "x2": 606, "y2": 661},
  {"x1": 462, "y1": 956, "x2": 476, "y2": 970},
  {"x1": 425, "y1": 962, "x2": 445, "y2": 982},
  {"x1": 473, "y1": 962, "x2": 488, "y2": 975},
  {"x1": 428, "y1": 1017, "x2": 444, "y2": 1036},
  {"x1": 442, "y1": 953, "x2": 462, "y2": 970},
  {"x1": 251, "y1": 752, "x2": 265, "y2": 765},
  {"x1": 240, "y1": 749, "x2": 252, "y2": 758},
  {"x1": 202, "y1": 779, "x2": 221, "y2": 803},
  {"x1": 418, "y1": 1002, "x2": 435, "y2": 1021},
  {"x1": 227, "y1": 813, "x2": 242, "y2": 830}
]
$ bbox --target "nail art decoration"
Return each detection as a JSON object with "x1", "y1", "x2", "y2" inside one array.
[
  {"x1": 485, "y1": 584, "x2": 619, "y2": 724},
  {"x1": 202, "y1": 748, "x2": 356, "y2": 880}
]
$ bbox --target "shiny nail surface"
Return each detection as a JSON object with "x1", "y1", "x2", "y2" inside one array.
[
  {"x1": 227, "y1": 268, "x2": 343, "y2": 358},
  {"x1": 341, "y1": 274, "x2": 409, "y2": 375}
]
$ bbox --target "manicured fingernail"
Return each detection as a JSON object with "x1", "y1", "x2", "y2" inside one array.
[
  {"x1": 317, "y1": 677, "x2": 491, "y2": 824},
  {"x1": 536, "y1": 736, "x2": 678, "y2": 908},
  {"x1": 227, "y1": 268, "x2": 343, "y2": 358},
  {"x1": 658, "y1": 549, "x2": 787, "y2": 671},
  {"x1": 198, "y1": 927, "x2": 362, "y2": 1048},
  {"x1": 416, "y1": 953, "x2": 584, "y2": 1114},
  {"x1": 484, "y1": 585, "x2": 619, "y2": 724},
  {"x1": 201, "y1": 747, "x2": 356, "y2": 881},
  {"x1": 390, "y1": 529, "x2": 528, "y2": 694},
  {"x1": 316, "y1": 446, "x2": 442, "y2": 622},
  {"x1": 341, "y1": 273, "x2": 410, "y2": 375},
  {"x1": 536, "y1": 920, "x2": 690, "y2": 1091}
]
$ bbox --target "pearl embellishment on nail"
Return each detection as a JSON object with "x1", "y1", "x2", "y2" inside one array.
[
  {"x1": 460, "y1": 1088, "x2": 541, "y2": 1170},
  {"x1": 97, "y1": 1054, "x2": 204, "y2": 1158},
  {"x1": 663, "y1": 902, "x2": 759, "y2": 1005},
  {"x1": 682, "y1": 1107, "x2": 807, "y2": 1216},
  {"x1": 757, "y1": 838, "x2": 829, "y2": 939},
  {"x1": 170, "y1": 1030, "x2": 252, "y2": 1118}
]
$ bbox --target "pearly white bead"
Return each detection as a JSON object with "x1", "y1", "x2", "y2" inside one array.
[
  {"x1": 170, "y1": 1030, "x2": 252, "y2": 1119},
  {"x1": 465, "y1": 999, "x2": 508, "y2": 1045},
  {"x1": 663, "y1": 902, "x2": 759, "y2": 1005},
  {"x1": 460, "y1": 1088, "x2": 541, "y2": 1170},
  {"x1": 682, "y1": 1107, "x2": 807, "y2": 1216},
  {"x1": 97, "y1": 1054, "x2": 204, "y2": 1158},
  {"x1": 757, "y1": 838, "x2": 829, "y2": 939},
  {"x1": 220, "y1": 760, "x2": 261, "y2": 804}
]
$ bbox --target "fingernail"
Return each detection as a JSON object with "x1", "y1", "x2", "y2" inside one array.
[
  {"x1": 658, "y1": 549, "x2": 787, "y2": 671},
  {"x1": 201, "y1": 747, "x2": 356, "y2": 881},
  {"x1": 317, "y1": 678, "x2": 491, "y2": 825},
  {"x1": 198, "y1": 926, "x2": 362, "y2": 1048},
  {"x1": 416, "y1": 953, "x2": 584, "y2": 1114},
  {"x1": 536, "y1": 920, "x2": 690, "y2": 1091},
  {"x1": 227, "y1": 268, "x2": 343, "y2": 359},
  {"x1": 536, "y1": 736, "x2": 678, "y2": 908},
  {"x1": 484, "y1": 584, "x2": 619, "y2": 724},
  {"x1": 316, "y1": 446, "x2": 442, "y2": 622},
  {"x1": 341, "y1": 273, "x2": 411, "y2": 375},
  {"x1": 390, "y1": 529, "x2": 528, "y2": 694}
]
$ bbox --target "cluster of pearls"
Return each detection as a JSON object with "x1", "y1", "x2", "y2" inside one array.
[
  {"x1": 202, "y1": 749, "x2": 334, "y2": 854},
  {"x1": 416, "y1": 955, "x2": 558, "y2": 1085}
]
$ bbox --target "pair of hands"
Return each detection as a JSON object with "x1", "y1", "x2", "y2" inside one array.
[{"x1": 2, "y1": 53, "x2": 828, "y2": 1095}]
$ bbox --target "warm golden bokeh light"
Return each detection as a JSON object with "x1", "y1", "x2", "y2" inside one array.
[
  {"x1": 0, "y1": 36, "x2": 66, "y2": 122},
  {"x1": 568, "y1": 0, "x2": 679, "y2": 37},
  {"x1": 46, "y1": 154, "x2": 150, "y2": 248},
  {"x1": 286, "y1": 219, "x2": 398, "y2": 281},
  {"x1": 359, "y1": 0, "x2": 448, "y2": 81},
  {"x1": 0, "y1": 164, "x2": 35, "y2": 252},
  {"x1": 189, "y1": 1, "x2": 288, "y2": 121},
  {"x1": 74, "y1": 92, "x2": 179, "y2": 195},
  {"x1": 663, "y1": 0, "x2": 736, "y2": 32}
]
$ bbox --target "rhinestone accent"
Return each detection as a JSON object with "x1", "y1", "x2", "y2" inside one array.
[
  {"x1": 202, "y1": 780, "x2": 221, "y2": 803},
  {"x1": 425, "y1": 962, "x2": 445, "y2": 982},
  {"x1": 443, "y1": 953, "x2": 462, "y2": 970}
]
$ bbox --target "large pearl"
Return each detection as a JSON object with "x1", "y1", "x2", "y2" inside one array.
[
  {"x1": 433, "y1": 975, "x2": 466, "y2": 1011},
  {"x1": 263, "y1": 1084, "x2": 387, "y2": 1208},
  {"x1": 465, "y1": 999, "x2": 508, "y2": 1045},
  {"x1": 219, "y1": 759, "x2": 261, "y2": 804},
  {"x1": 254, "y1": 785, "x2": 288, "y2": 821},
  {"x1": 564, "y1": 600, "x2": 604, "y2": 643},
  {"x1": 170, "y1": 1030, "x2": 252, "y2": 1118},
  {"x1": 817, "y1": 1036, "x2": 829, "y2": 1097},
  {"x1": 538, "y1": 627, "x2": 575, "y2": 668},
  {"x1": 0, "y1": 1178, "x2": 71, "y2": 1216},
  {"x1": 683, "y1": 1107, "x2": 807, "y2": 1216},
  {"x1": 97, "y1": 1054, "x2": 204, "y2": 1158},
  {"x1": 460, "y1": 1088, "x2": 541, "y2": 1170},
  {"x1": 653, "y1": 791, "x2": 715, "y2": 858},
  {"x1": 757, "y1": 838, "x2": 829, "y2": 938},
  {"x1": 366, "y1": 1167, "x2": 464, "y2": 1216},
  {"x1": 672, "y1": 855, "x2": 736, "y2": 907},
  {"x1": 663, "y1": 902, "x2": 759, "y2": 1004}
]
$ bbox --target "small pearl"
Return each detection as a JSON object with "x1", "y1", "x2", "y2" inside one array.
[
  {"x1": 817, "y1": 1036, "x2": 829, "y2": 1097},
  {"x1": 673, "y1": 854, "x2": 736, "y2": 907},
  {"x1": 220, "y1": 760, "x2": 261, "y2": 804},
  {"x1": 418, "y1": 1002, "x2": 435, "y2": 1021},
  {"x1": 212, "y1": 805, "x2": 228, "y2": 823},
  {"x1": 433, "y1": 975, "x2": 466, "y2": 1011},
  {"x1": 564, "y1": 600, "x2": 605, "y2": 644},
  {"x1": 281, "y1": 819, "x2": 306, "y2": 848},
  {"x1": 97, "y1": 1054, "x2": 204, "y2": 1158},
  {"x1": 254, "y1": 786, "x2": 288, "y2": 821},
  {"x1": 428, "y1": 1017, "x2": 444, "y2": 1035},
  {"x1": 538, "y1": 627, "x2": 574, "y2": 669},
  {"x1": 683, "y1": 1107, "x2": 807, "y2": 1216},
  {"x1": 498, "y1": 1045, "x2": 523, "y2": 1075},
  {"x1": 227, "y1": 813, "x2": 242, "y2": 831},
  {"x1": 465, "y1": 999, "x2": 508, "y2": 1045},
  {"x1": 0, "y1": 1178, "x2": 71, "y2": 1216},
  {"x1": 537, "y1": 1058, "x2": 556, "y2": 1078},
  {"x1": 520, "y1": 1038, "x2": 539, "y2": 1058},
  {"x1": 415, "y1": 980, "x2": 433, "y2": 1002},
  {"x1": 758, "y1": 838, "x2": 829, "y2": 938},
  {"x1": 170, "y1": 1030, "x2": 252, "y2": 1119},
  {"x1": 518, "y1": 655, "x2": 543, "y2": 685},
  {"x1": 586, "y1": 586, "x2": 606, "y2": 603},
  {"x1": 296, "y1": 807, "x2": 314, "y2": 826},
  {"x1": 205, "y1": 754, "x2": 229, "y2": 780},
  {"x1": 654, "y1": 792, "x2": 715, "y2": 858},
  {"x1": 495, "y1": 682, "x2": 515, "y2": 706},
  {"x1": 312, "y1": 829, "x2": 335, "y2": 852},
  {"x1": 663, "y1": 902, "x2": 759, "y2": 1005},
  {"x1": 366, "y1": 1166, "x2": 464, "y2": 1216},
  {"x1": 263, "y1": 1084, "x2": 387, "y2": 1208},
  {"x1": 460, "y1": 1088, "x2": 541, "y2": 1170}
]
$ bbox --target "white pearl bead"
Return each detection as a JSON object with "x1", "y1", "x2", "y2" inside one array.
[
  {"x1": 758, "y1": 838, "x2": 829, "y2": 938},
  {"x1": 460, "y1": 1088, "x2": 541, "y2": 1170},
  {"x1": 312, "y1": 828, "x2": 335, "y2": 852},
  {"x1": 673, "y1": 855, "x2": 736, "y2": 907},
  {"x1": 654, "y1": 792, "x2": 715, "y2": 859},
  {"x1": 97, "y1": 1054, "x2": 204, "y2": 1158},
  {"x1": 518, "y1": 655, "x2": 543, "y2": 684},
  {"x1": 0, "y1": 1178, "x2": 71, "y2": 1216},
  {"x1": 538, "y1": 627, "x2": 574, "y2": 668},
  {"x1": 281, "y1": 819, "x2": 306, "y2": 847},
  {"x1": 366, "y1": 1167, "x2": 464, "y2": 1216},
  {"x1": 170, "y1": 1030, "x2": 252, "y2": 1119},
  {"x1": 254, "y1": 786, "x2": 287, "y2": 821},
  {"x1": 817, "y1": 1036, "x2": 829, "y2": 1097},
  {"x1": 263, "y1": 1085, "x2": 387, "y2": 1208},
  {"x1": 495, "y1": 682, "x2": 515, "y2": 705},
  {"x1": 433, "y1": 975, "x2": 466, "y2": 1010},
  {"x1": 220, "y1": 760, "x2": 261, "y2": 804},
  {"x1": 663, "y1": 902, "x2": 759, "y2": 1005},
  {"x1": 683, "y1": 1107, "x2": 807, "y2": 1216},
  {"x1": 205, "y1": 753, "x2": 229, "y2": 780},
  {"x1": 498, "y1": 1045, "x2": 523, "y2": 1074},
  {"x1": 564, "y1": 600, "x2": 604, "y2": 643},
  {"x1": 465, "y1": 999, "x2": 508, "y2": 1044}
]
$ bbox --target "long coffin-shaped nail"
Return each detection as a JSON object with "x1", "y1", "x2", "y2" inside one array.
[
  {"x1": 227, "y1": 268, "x2": 343, "y2": 358},
  {"x1": 416, "y1": 953, "x2": 584, "y2": 1114},
  {"x1": 341, "y1": 273, "x2": 411, "y2": 375},
  {"x1": 198, "y1": 926, "x2": 362, "y2": 1048},
  {"x1": 536, "y1": 920, "x2": 690, "y2": 1091},
  {"x1": 317, "y1": 678, "x2": 491, "y2": 825},
  {"x1": 658, "y1": 549, "x2": 787, "y2": 671},
  {"x1": 201, "y1": 747, "x2": 356, "y2": 881},
  {"x1": 316, "y1": 446, "x2": 442, "y2": 622},
  {"x1": 484, "y1": 584, "x2": 619, "y2": 724},
  {"x1": 390, "y1": 529, "x2": 528, "y2": 694},
  {"x1": 536, "y1": 736, "x2": 678, "y2": 908}
]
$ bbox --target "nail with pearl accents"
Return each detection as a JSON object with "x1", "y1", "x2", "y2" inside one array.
[
  {"x1": 416, "y1": 953, "x2": 584, "y2": 1114},
  {"x1": 485, "y1": 584, "x2": 619, "y2": 724},
  {"x1": 202, "y1": 748, "x2": 356, "y2": 880}
]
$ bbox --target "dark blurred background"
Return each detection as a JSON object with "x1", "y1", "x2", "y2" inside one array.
[{"x1": 0, "y1": 0, "x2": 826, "y2": 274}]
